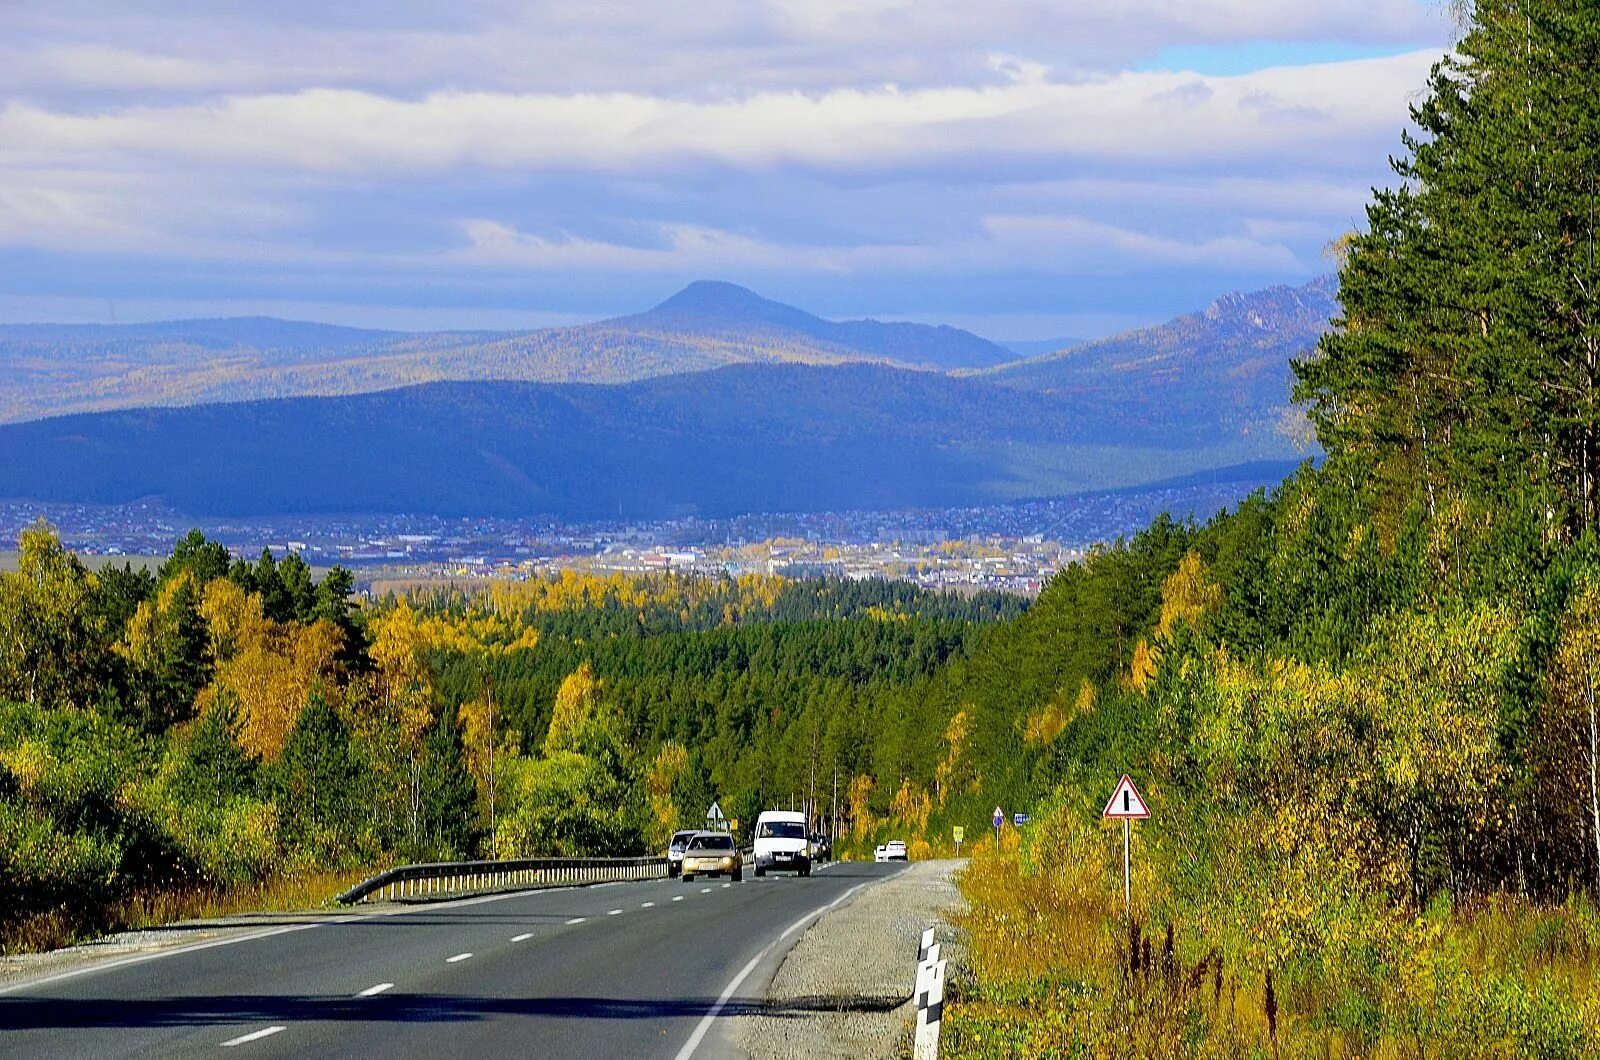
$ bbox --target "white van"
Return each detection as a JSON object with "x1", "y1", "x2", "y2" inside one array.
[{"x1": 752, "y1": 810, "x2": 811, "y2": 877}]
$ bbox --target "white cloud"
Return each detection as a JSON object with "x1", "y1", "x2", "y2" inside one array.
[
  {"x1": 0, "y1": 50, "x2": 1435, "y2": 177},
  {"x1": 449, "y1": 213, "x2": 1300, "y2": 277}
]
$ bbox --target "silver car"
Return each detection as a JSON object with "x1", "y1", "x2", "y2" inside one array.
[{"x1": 666, "y1": 829, "x2": 698, "y2": 877}]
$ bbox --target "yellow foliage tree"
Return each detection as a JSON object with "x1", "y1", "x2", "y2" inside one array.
[
  {"x1": 890, "y1": 777, "x2": 932, "y2": 834},
  {"x1": 545, "y1": 662, "x2": 603, "y2": 756},
  {"x1": 645, "y1": 741, "x2": 689, "y2": 848},
  {"x1": 934, "y1": 710, "x2": 973, "y2": 805},
  {"x1": 848, "y1": 774, "x2": 875, "y2": 840},
  {"x1": 1157, "y1": 550, "x2": 1224, "y2": 639},
  {"x1": 197, "y1": 582, "x2": 345, "y2": 761}
]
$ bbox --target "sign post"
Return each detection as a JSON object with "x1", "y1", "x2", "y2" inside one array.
[
  {"x1": 952, "y1": 825, "x2": 964, "y2": 856},
  {"x1": 991, "y1": 805, "x2": 1003, "y2": 849},
  {"x1": 1101, "y1": 774, "x2": 1149, "y2": 922}
]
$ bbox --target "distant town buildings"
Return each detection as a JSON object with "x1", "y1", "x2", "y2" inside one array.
[{"x1": 0, "y1": 477, "x2": 1265, "y2": 596}]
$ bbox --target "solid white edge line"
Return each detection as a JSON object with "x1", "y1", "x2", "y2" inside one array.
[
  {"x1": 566, "y1": 917, "x2": 586, "y2": 925},
  {"x1": 511, "y1": 933, "x2": 534, "y2": 942},
  {"x1": 357, "y1": 983, "x2": 394, "y2": 997},
  {"x1": 446, "y1": 952, "x2": 472, "y2": 963},
  {"x1": 673, "y1": 879, "x2": 873, "y2": 1060},
  {"x1": 221, "y1": 1026, "x2": 286, "y2": 1047}
]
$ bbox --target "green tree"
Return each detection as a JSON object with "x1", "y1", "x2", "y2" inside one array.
[
  {"x1": 415, "y1": 707, "x2": 479, "y2": 860},
  {"x1": 170, "y1": 696, "x2": 258, "y2": 806},
  {"x1": 273, "y1": 692, "x2": 364, "y2": 852},
  {"x1": 158, "y1": 530, "x2": 233, "y2": 587},
  {"x1": 0, "y1": 522, "x2": 115, "y2": 710}
]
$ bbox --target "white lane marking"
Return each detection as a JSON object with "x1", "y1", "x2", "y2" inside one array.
[
  {"x1": 641, "y1": 902, "x2": 656, "y2": 908},
  {"x1": 673, "y1": 880, "x2": 872, "y2": 1060},
  {"x1": 671, "y1": 895, "x2": 684, "y2": 902},
  {"x1": 357, "y1": 983, "x2": 394, "y2": 997},
  {"x1": 607, "y1": 909, "x2": 623, "y2": 916},
  {"x1": 512, "y1": 933, "x2": 534, "y2": 942},
  {"x1": 566, "y1": 917, "x2": 586, "y2": 925},
  {"x1": 0, "y1": 876, "x2": 572, "y2": 997},
  {"x1": 722, "y1": 883, "x2": 731, "y2": 889},
  {"x1": 221, "y1": 1026, "x2": 286, "y2": 1047},
  {"x1": 446, "y1": 952, "x2": 473, "y2": 963},
  {"x1": 700, "y1": 887, "x2": 712, "y2": 893}
]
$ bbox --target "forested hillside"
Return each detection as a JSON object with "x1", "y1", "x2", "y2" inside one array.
[
  {"x1": 979, "y1": 275, "x2": 1335, "y2": 443},
  {"x1": 936, "y1": 6, "x2": 1600, "y2": 1054},
  {"x1": 0, "y1": 363, "x2": 1295, "y2": 519},
  {"x1": 0, "y1": 542, "x2": 1017, "y2": 952}
]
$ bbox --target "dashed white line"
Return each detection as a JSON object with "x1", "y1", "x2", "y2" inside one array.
[
  {"x1": 357, "y1": 983, "x2": 394, "y2": 997},
  {"x1": 722, "y1": 883, "x2": 731, "y2": 888},
  {"x1": 641, "y1": 901, "x2": 656, "y2": 908},
  {"x1": 671, "y1": 895, "x2": 684, "y2": 902},
  {"x1": 446, "y1": 952, "x2": 473, "y2": 963},
  {"x1": 566, "y1": 917, "x2": 586, "y2": 925},
  {"x1": 512, "y1": 932, "x2": 534, "y2": 942},
  {"x1": 221, "y1": 1026, "x2": 286, "y2": 1047},
  {"x1": 607, "y1": 909, "x2": 623, "y2": 916},
  {"x1": 700, "y1": 887, "x2": 712, "y2": 893}
]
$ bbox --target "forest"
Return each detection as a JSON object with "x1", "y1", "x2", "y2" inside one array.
[
  {"x1": 940, "y1": 3, "x2": 1600, "y2": 1054},
  {"x1": 0, "y1": 543, "x2": 1019, "y2": 952}
]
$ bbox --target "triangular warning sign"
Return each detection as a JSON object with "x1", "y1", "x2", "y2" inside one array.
[{"x1": 1102, "y1": 774, "x2": 1150, "y2": 819}]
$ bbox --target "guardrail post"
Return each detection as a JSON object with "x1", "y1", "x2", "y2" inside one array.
[{"x1": 913, "y1": 956, "x2": 947, "y2": 1060}]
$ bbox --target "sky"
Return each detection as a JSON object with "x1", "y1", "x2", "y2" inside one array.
[{"x1": 0, "y1": 1, "x2": 1458, "y2": 340}]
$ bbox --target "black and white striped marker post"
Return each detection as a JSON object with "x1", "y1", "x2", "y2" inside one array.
[{"x1": 913, "y1": 925, "x2": 947, "y2": 1060}]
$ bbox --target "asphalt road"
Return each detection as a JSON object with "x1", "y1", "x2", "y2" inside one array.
[{"x1": 0, "y1": 860, "x2": 907, "y2": 1059}]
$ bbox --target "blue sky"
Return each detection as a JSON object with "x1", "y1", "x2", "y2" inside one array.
[{"x1": 0, "y1": 1, "x2": 1456, "y2": 340}]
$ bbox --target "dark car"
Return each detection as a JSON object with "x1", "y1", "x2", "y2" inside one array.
[
  {"x1": 810, "y1": 832, "x2": 832, "y2": 863},
  {"x1": 666, "y1": 829, "x2": 698, "y2": 877}
]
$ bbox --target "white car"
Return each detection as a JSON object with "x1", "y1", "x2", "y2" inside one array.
[
  {"x1": 752, "y1": 810, "x2": 811, "y2": 877},
  {"x1": 874, "y1": 839, "x2": 909, "y2": 862}
]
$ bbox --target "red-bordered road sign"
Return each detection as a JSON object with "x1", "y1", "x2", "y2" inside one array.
[{"x1": 1102, "y1": 774, "x2": 1150, "y2": 819}]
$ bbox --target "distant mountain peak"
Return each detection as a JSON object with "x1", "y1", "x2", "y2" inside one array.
[
  {"x1": 640, "y1": 280, "x2": 824, "y2": 330},
  {"x1": 619, "y1": 280, "x2": 1012, "y2": 370}
]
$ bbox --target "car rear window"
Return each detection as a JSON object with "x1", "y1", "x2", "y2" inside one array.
[
  {"x1": 688, "y1": 835, "x2": 734, "y2": 850},
  {"x1": 757, "y1": 821, "x2": 805, "y2": 839}
]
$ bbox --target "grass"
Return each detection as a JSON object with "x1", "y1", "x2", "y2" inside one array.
[
  {"x1": 2, "y1": 867, "x2": 376, "y2": 955},
  {"x1": 939, "y1": 810, "x2": 1600, "y2": 1059}
]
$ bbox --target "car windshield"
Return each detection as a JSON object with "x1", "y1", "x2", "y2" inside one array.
[
  {"x1": 757, "y1": 821, "x2": 805, "y2": 839},
  {"x1": 688, "y1": 835, "x2": 734, "y2": 851}
]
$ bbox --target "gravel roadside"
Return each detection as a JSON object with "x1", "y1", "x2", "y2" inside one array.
[{"x1": 736, "y1": 859, "x2": 966, "y2": 1060}]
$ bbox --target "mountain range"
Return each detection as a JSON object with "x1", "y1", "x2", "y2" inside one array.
[
  {"x1": 0, "y1": 277, "x2": 1337, "y2": 520},
  {"x1": 0, "y1": 281, "x2": 1012, "y2": 425}
]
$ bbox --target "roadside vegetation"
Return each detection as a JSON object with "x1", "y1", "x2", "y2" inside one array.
[{"x1": 931, "y1": 3, "x2": 1600, "y2": 1054}]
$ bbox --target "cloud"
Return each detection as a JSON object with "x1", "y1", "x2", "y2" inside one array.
[
  {"x1": 449, "y1": 213, "x2": 1301, "y2": 277},
  {"x1": 0, "y1": 50, "x2": 1435, "y2": 178}
]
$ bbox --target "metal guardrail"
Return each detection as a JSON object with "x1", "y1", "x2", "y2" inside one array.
[{"x1": 336, "y1": 856, "x2": 668, "y2": 905}]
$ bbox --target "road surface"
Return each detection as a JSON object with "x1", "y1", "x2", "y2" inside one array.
[{"x1": 0, "y1": 861, "x2": 908, "y2": 1059}]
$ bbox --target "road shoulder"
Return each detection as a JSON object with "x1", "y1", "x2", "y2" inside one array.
[{"x1": 734, "y1": 858, "x2": 966, "y2": 1060}]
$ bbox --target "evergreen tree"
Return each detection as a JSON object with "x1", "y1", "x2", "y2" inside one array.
[
  {"x1": 158, "y1": 530, "x2": 233, "y2": 587},
  {"x1": 1298, "y1": 0, "x2": 1600, "y2": 533},
  {"x1": 171, "y1": 696, "x2": 258, "y2": 805},
  {"x1": 416, "y1": 707, "x2": 479, "y2": 859},
  {"x1": 274, "y1": 692, "x2": 364, "y2": 849}
]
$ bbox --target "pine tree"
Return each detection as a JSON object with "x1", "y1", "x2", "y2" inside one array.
[{"x1": 1298, "y1": 0, "x2": 1600, "y2": 533}]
